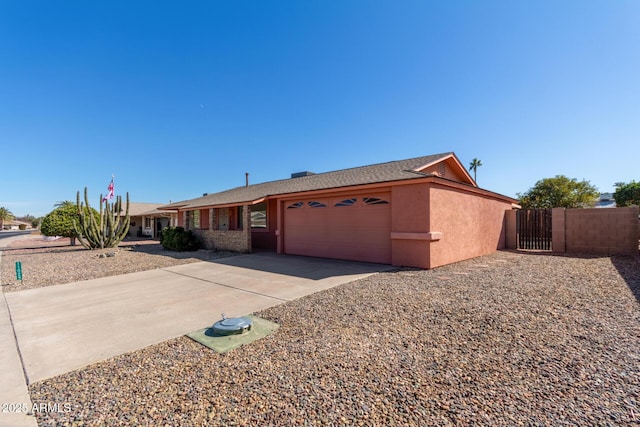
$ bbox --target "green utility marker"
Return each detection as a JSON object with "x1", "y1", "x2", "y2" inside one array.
[
  {"x1": 187, "y1": 314, "x2": 280, "y2": 354},
  {"x1": 15, "y1": 261, "x2": 23, "y2": 282}
]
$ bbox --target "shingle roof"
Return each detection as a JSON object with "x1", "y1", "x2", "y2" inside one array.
[
  {"x1": 162, "y1": 152, "x2": 455, "y2": 210},
  {"x1": 127, "y1": 202, "x2": 175, "y2": 216}
]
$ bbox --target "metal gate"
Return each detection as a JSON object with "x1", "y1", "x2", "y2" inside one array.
[{"x1": 517, "y1": 209, "x2": 552, "y2": 250}]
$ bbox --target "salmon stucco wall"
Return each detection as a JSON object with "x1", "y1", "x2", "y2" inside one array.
[
  {"x1": 391, "y1": 183, "x2": 431, "y2": 268},
  {"x1": 428, "y1": 184, "x2": 510, "y2": 269}
]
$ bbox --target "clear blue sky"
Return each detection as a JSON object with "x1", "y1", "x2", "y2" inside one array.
[{"x1": 1, "y1": 1, "x2": 638, "y2": 217}]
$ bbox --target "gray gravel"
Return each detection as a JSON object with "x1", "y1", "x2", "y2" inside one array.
[
  {"x1": 25, "y1": 251, "x2": 640, "y2": 426},
  {"x1": 1, "y1": 236, "x2": 234, "y2": 293}
]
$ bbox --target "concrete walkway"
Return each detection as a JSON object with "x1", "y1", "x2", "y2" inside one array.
[
  {"x1": 1, "y1": 251, "x2": 389, "y2": 426},
  {"x1": 0, "y1": 236, "x2": 39, "y2": 427}
]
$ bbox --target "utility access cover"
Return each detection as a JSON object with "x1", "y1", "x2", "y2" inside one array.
[{"x1": 186, "y1": 314, "x2": 279, "y2": 353}]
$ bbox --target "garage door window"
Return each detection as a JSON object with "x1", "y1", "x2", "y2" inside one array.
[
  {"x1": 363, "y1": 197, "x2": 389, "y2": 205},
  {"x1": 287, "y1": 202, "x2": 304, "y2": 209},
  {"x1": 335, "y1": 198, "x2": 356, "y2": 207},
  {"x1": 308, "y1": 201, "x2": 327, "y2": 208}
]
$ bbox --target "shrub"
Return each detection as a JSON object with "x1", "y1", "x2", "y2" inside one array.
[
  {"x1": 160, "y1": 226, "x2": 199, "y2": 251},
  {"x1": 614, "y1": 181, "x2": 640, "y2": 207},
  {"x1": 41, "y1": 204, "x2": 99, "y2": 246}
]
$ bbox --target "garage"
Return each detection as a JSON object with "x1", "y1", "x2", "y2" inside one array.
[
  {"x1": 164, "y1": 152, "x2": 518, "y2": 269},
  {"x1": 283, "y1": 192, "x2": 391, "y2": 264}
]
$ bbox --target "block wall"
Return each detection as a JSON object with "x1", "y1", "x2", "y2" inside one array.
[{"x1": 562, "y1": 206, "x2": 638, "y2": 255}]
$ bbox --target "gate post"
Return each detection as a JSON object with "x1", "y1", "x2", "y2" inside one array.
[
  {"x1": 505, "y1": 209, "x2": 517, "y2": 249},
  {"x1": 552, "y1": 208, "x2": 566, "y2": 253}
]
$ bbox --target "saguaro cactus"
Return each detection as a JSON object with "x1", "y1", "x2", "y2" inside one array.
[{"x1": 74, "y1": 187, "x2": 130, "y2": 249}]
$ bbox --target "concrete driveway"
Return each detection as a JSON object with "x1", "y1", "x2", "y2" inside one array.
[{"x1": 5, "y1": 253, "x2": 390, "y2": 384}]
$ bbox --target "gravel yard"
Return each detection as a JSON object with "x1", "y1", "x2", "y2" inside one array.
[
  {"x1": 22, "y1": 249, "x2": 640, "y2": 426},
  {"x1": 0, "y1": 236, "x2": 234, "y2": 292}
]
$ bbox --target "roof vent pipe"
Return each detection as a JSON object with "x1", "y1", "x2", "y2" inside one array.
[{"x1": 245, "y1": 172, "x2": 249, "y2": 187}]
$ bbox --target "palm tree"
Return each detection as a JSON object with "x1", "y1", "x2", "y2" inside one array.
[
  {"x1": 0, "y1": 206, "x2": 14, "y2": 229},
  {"x1": 54, "y1": 201, "x2": 75, "y2": 208},
  {"x1": 469, "y1": 158, "x2": 483, "y2": 183}
]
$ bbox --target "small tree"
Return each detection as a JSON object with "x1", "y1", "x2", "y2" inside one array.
[
  {"x1": 40, "y1": 204, "x2": 97, "y2": 245},
  {"x1": 518, "y1": 175, "x2": 599, "y2": 209},
  {"x1": 468, "y1": 158, "x2": 482, "y2": 183},
  {"x1": 614, "y1": 181, "x2": 640, "y2": 207}
]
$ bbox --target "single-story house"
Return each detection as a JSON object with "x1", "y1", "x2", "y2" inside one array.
[
  {"x1": 1, "y1": 220, "x2": 31, "y2": 230},
  {"x1": 126, "y1": 203, "x2": 177, "y2": 238},
  {"x1": 595, "y1": 193, "x2": 616, "y2": 208},
  {"x1": 160, "y1": 152, "x2": 518, "y2": 269}
]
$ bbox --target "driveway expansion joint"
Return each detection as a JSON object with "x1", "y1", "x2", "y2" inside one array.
[{"x1": 159, "y1": 268, "x2": 290, "y2": 302}]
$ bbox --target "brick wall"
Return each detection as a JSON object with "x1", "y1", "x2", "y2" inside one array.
[
  {"x1": 552, "y1": 206, "x2": 638, "y2": 256},
  {"x1": 192, "y1": 205, "x2": 251, "y2": 253}
]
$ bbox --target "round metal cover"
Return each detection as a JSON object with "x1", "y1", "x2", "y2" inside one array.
[{"x1": 212, "y1": 316, "x2": 253, "y2": 336}]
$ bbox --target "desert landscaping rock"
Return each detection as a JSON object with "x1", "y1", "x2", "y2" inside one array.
[
  {"x1": 1, "y1": 237, "x2": 235, "y2": 292},
  {"x1": 19, "y1": 249, "x2": 640, "y2": 426}
]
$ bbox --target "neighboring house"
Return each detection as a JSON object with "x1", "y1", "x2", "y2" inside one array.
[
  {"x1": 595, "y1": 193, "x2": 616, "y2": 208},
  {"x1": 161, "y1": 152, "x2": 518, "y2": 269},
  {"x1": 1, "y1": 220, "x2": 30, "y2": 230},
  {"x1": 126, "y1": 203, "x2": 177, "y2": 238}
]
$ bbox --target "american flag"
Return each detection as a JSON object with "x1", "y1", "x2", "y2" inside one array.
[{"x1": 103, "y1": 177, "x2": 115, "y2": 202}]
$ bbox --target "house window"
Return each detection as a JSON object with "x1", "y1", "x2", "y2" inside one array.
[
  {"x1": 251, "y1": 202, "x2": 267, "y2": 228},
  {"x1": 188, "y1": 210, "x2": 200, "y2": 229},
  {"x1": 237, "y1": 206, "x2": 244, "y2": 230},
  {"x1": 363, "y1": 197, "x2": 389, "y2": 205},
  {"x1": 214, "y1": 208, "x2": 228, "y2": 231},
  {"x1": 308, "y1": 201, "x2": 327, "y2": 208},
  {"x1": 144, "y1": 217, "x2": 152, "y2": 228},
  {"x1": 287, "y1": 202, "x2": 304, "y2": 209},
  {"x1": 335, "y1": 198, "x2": 356, "y2": 207}
]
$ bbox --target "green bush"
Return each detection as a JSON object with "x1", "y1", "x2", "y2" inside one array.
[
  {"x1": 41, "y1": 204, "x2": 99, "y2": 246},
  {"x1": 160, "y1": 226, "x2": 199, "y2": 251},
  {"x1": 614, "y1": 181, "x2": 640, "y2": 207}
]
